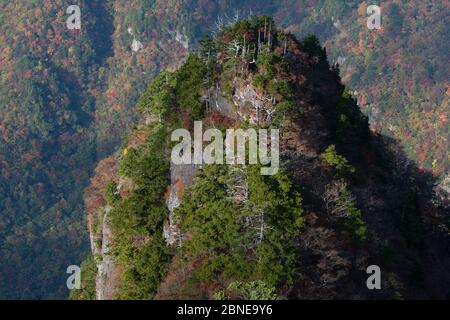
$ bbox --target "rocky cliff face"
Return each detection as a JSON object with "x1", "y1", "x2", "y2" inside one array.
[
  {"x1": 94, "y1": 206, "x2": 120, "y2": 300},
  {"x1": 164, "y1": 164, "x2": 199, "y2": 246},
  {"x1": 84, "y1": 157, "x2": 120, "y2": 300}
]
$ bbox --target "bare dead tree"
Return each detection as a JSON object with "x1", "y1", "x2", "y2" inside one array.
[
  {"x1": 264, "y1": 18, "x2": 267, "y2": 42},
  {"x1": 267, "y1": 21, "x2": 272, "y2": 52},
  {"x1": 227, "y1": 166, "x2": 249, "y2": 204},
  {"x1": 228, "y1": 39, "x2": 241, "y2": 57},
  {"x1": 258, "y1": 30, "x2": 261, "y2": 55},
  {"x1": 250, "y1": 45, "x2": 257, "y2": 64},
  {"x1": 322, "y1": 179, "x2": 356, "y2": 221},
  {"x1": 213, "y1": 16, "x2": 224, "y2": 34},
  {"x1": 242, "y1": 35, "x2": 246, "y2": 59},
  {"x1": 224, "y1": 13, "x2": 233, "y2": 27},
  {"x1": 233, "y1": 9, "x2": 240, "y2": 23},
  {"x1": 247, "y1": 9, "x2": 254, "y2": 19}
]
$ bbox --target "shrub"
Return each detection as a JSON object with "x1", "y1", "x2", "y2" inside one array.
[
  {"x1": 104, "y1": 180, "x2": 119, "y2": 205},
  {"x1": 214, "y1": 281, "x2": 279, "y2": 300},
  {"x1": 320, "y1": 145, "x2": 355, "y2": 176}
]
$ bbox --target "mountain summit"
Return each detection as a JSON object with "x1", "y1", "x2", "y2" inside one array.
[{"x1": 74, "y1": 16, "x2": 449, "y2": 300}]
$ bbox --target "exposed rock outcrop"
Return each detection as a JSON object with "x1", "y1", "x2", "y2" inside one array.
[
  {"x1": 95, "y1": 206, "x2": 119, "y2": 300},
  {"x1": 164, "y1": 164, "x2": 200, "y2": 246},
  {"x1": 84, "y1": 156, "x2": 120, "y2": 299}
]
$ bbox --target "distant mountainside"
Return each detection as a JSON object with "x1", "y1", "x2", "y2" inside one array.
[
  {"x1": 0, "y1": 0, "x2": 113, "y2": 299},
  {"x1": 0, "y1": 1, "x2": 448, "y2": 299},
  {"x1": 73, "y1": 17, "x2": 450, "y2": 300}
]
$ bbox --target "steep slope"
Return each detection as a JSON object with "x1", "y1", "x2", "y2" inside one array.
[
  {"x1": 1, "y1": 0, "x2": 448, "y2": 299},
  {"x1": 75, "y1": 17, "x2": 450, "y2": 300}
]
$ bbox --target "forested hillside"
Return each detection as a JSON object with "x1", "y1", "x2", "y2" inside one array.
[
  {"x1": 0, "y1": 0, "x2": 448, "y2": 299},
  {"x1": 73, "y1": 17, "x2": 450, "y2": 300},
  {"x1": 0, "y1": 0, "x2": 114, "y2": 299}
]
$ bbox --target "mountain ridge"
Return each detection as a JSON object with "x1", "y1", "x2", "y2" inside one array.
[{"x1": 73, "y1": 17, "x2": 450, "y2": 300}]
